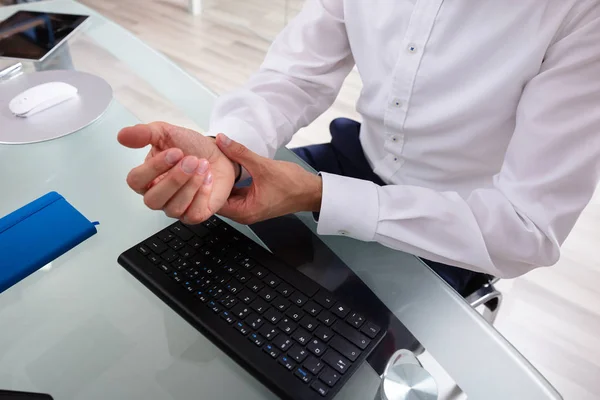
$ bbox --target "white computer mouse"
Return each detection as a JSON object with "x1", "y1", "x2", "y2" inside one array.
[{"x1": 8, "y1": 81, "x2": 78, "y2": 118}]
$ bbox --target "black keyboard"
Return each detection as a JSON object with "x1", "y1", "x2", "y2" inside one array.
[{"x1": 118, "y1": 217, "x2": 386, "y2": 400}]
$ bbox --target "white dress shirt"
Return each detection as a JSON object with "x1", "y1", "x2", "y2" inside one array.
[{"x1": 208, "y1": 0, "x2": 600, "y2": 278}]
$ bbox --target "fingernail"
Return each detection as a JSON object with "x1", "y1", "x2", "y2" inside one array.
[
  {"x1": 197, "y1": 159, "x2": 209, "y2": 175},
  {"x1": 203, "y1": 172, "x2": 213, "y2": 186},
  {"x1": 165, "y1": 149, "x2": 182, "y2": 165},
  {"x1": 182, "y1": 157, "x2": 199, "y2": 174},
  {"x1": 220, "y1": 134, "x2": 232, "y2": 147}
]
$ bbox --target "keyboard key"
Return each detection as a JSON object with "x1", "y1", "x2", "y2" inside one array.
[
  {"x1": 264, "y1": 308, "x2": 283, "y2": 324},
  {"x1": 346, "y1": 312, "x2": 366, "y2": 328},
  {"x1": 169, "y1": 223, "x2": 194, "y2": 241},
  {"x1": 304, "y1": 356, "x2": 325, "y2": 375},
  {"x1": 223, "y1": 264, "x2": 238, "y2": 275},
  {"x1": 258, "y1": 287, "x2": 276, "y2": 302},
  {"x1": 276, "y1": 284, "x2": 294, "y2": 298},
  {"x1": 218, "y1": 294, "x2": 238, "y2": 309},
  {"x1": 226, "y1": 280, "x2": 244, "y2": 294},
  {"x1": 220, "y1": 310, "x2": 236, "y2": 325},
  {"x1": 148, "y1": 254, "x2": 161, "y2": 264},
  {"x1": 314, "y1": 291, "x2": 335, "y2": 309},
  {"x1": 292, "y1": 328, "x2": 311, "y2": 346},
  {"x1": 170, "y1": 271, "x2": 183, "y2": 282},
  {"x1": 307, "y1": 338, "x2": 327, "y2": 357},
  {"x1": 263, "y1": 274, "x2": 281, "y2": 288},
  {"x1": 235, "y1": 270, "x2": 252, "y2": 283},
  {"x1": 173, "y1": 258, "x2": 190, "y2": 270},
  {"x1": 145, "y1": 237, "x2": 167, "y2": 254},
  {"x1": 314, "y1": 326, "x2": 334, "y2": 343},
  {"x1": 319, "y1": 367, "x2": 341, "y2": 387},
  {"x1": 157, "y1": 263, "x2": 170, "y2": 273},
  {"x1": 262, "y1": 343, "x2": 280, "y2": 359},
  {"x1": 258, "y1": 324, "x2": 279, "y2": 340},
  {"x1": 168, "y1": 238, "x2": 185, "y2": 251},
  {"x1": 234, "y1": 321, "x2": 250, "y2": 335},
  {"x1": 161, "y1": 248, "x2": 179, "y2": 262},
  {"x1": 299, "y1": 316, "x2": 319, "y2": 332},
  {"x1": 237, "y1": 289, "x2": 256, "y2": 304},
  {"x1": 178, "y1": 246, "x2": 195, "y2": 259},
  {"x1": 246, "y1": 278, "x2": 264, "y2": 293},
  {"x1": 199, "y1": 246, "x2": 213, "y2": 258},
  {"x1": 330, "y1": 336, "x2": 360, "y2": 362},
  {"x1": 196, "y1": 290, "x2": 209, "y2": 303},
  {"x1": 278, "y1": 354, "x2": 295, "y2": 371},
  {"x1": 252, "y1": 266, "x2": 268, "y2": 278},
  {"x1": 288, "y1": 345, "x2": 309, "y2": 363},
  {"x1": 188, "y1": 237, "x2": 204, "y2": 249},
  {"x1": 294, "y1": 367, "x2": 312, "y2": 384},
  {"x1": 245, "y1": 314, "x2": 265, "y2": 330},
  {"x1": 311, "y1": 380, "x2": 329, "y2": 397},
  {"x1": 248, "y1": 332, "x2": 265, "y2": 347},
  {"x1": 136, "y1": 244, "x2": 151, "y2": 255},
  {"x1": 286, "y1": 305, "x2": 304, "y2": 322},
  {"x1": 239, "y1": 258, "x2": 255, "y2": 269},
  {"x1": 214, "y1": 274, "x2": 230, "y2": 285},
  {"x1": 211, "y1": 256, "x2": 225, "y2": 265},
  {"x1": 290, "y1": 292, "x2": 308, "y2": 307},
  {"x1": 304, "y1": 301, "x2": 322, "y2": 317},
  {"x1": 232, "y1": 304, "x2": 252, "y2": 319},
  {"x1": 272, "y1": 297, "x2": 291, "y2": 312},
  {"x1": 207, "y1": 300, "x2": 221, "y2": 313},
  {"x1": 266, "y1": 262, "x2": 319, "y2": 298},
  {"x1": 332, "y1": 321, "x2": 371, "y2": 350},
  {"x1": 273, "y1": 335, "x2": 293, "y2": 351},
  {"x1": 322, "y1": 350, "x2": 351, "y2": 374},
  {"x1": 277, "y1": 317, "x2": 297, "y2": 335},
  {"x1": 250, "y1": 298, "x2": 269, "y2": 314},
  {"x1": 317, "y1": 311, "x2": 335, "y2": 326},
  {"x1": 332, "y1": 302, "x2": 350, "y2": 319},
  {"x1": 185, "y1": 222, "x2": 210, "y2": 237},
  {"x1": 157, "y1": 229, "x2": 175, "y2": 242},
  {"x1": 360, "y1": 321, "x2": 381, "y2": 339}
]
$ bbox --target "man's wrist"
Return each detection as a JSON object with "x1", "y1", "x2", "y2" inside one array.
[
  {"x1": 305, "y1": 174, "x2": 323, "y2": 212},
  {"x1": 208, "y1": 135, "x2": 242, "y2": 182}
]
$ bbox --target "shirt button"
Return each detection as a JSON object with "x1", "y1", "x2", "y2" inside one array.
[
  {"x1": 392, "y1": 98, "x2": 402, "y2": 108},
  {"x1": 338, "y1": 230, "x2": 349, "y2": 236},
  {"x1": 393, "y1": 157, "x2": 399, "y2": 162},
  {"x1": 408, "y1": 43, "x2": 417, "y2": 53},
  {"x1": 391, "y1": 135, "x2": 399, "y2": 142}
]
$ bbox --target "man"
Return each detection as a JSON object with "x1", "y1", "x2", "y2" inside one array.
[{"x1": 118, "y1": 0, "x2": 600, "y2": 295}]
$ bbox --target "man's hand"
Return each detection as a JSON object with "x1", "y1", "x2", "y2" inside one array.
[
  {"x1": 215, "y1": 133, "x2": 322, "y2": 225},
  {"x1": 117, "y1": 122, "x2": 238, "y2": 223}
]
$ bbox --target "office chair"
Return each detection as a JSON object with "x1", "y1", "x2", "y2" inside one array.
[{"x1": 465, "y1": 274, "x2": 503, "y2": 325}]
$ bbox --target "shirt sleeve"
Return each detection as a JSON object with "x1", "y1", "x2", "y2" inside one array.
[
  {"x1": 206, "y1": 0, "x2": 355, "y2": 159},
  {"x1": 317, "y1": 12, "x2": 600, "y2": 279}
]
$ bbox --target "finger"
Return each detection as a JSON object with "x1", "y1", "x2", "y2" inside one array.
[
  {"x1": 142, "y1": 156, "x2": 199, "y2": 210},
  {"x1": 127, "y1": 148, "x2": 184, "y2": 194},
  {"x1": 216, "y1": 187, "x2": 252, "y2": 223},
  {"x1": 182, "y1": 166, "x2": 215, "y2": 224},
  {"x1": 163, "y1": 159, "x2": 210, "y2": 219},
  {"x1": 216, "y1": 133, "x2": 262, "y2": 173},
  {"x1": 117, "y1": 121, "x2": 172, "y2": 149}
]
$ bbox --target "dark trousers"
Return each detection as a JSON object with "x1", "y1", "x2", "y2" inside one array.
[{"x1": 292, "y1": 118, "x2": 487, "y2": 297}]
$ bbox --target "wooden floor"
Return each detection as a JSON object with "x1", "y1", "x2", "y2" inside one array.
[{"x1": 9, "y1": 0, "x2": 600, "y2": 397}]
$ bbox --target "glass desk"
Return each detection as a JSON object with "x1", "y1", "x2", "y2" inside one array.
[{"x1": 0, "y1": 1, "x2": 562, "y2": 399}]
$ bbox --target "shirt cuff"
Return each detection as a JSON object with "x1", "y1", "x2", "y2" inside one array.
[
  {"x1": 207, "y1": 117, "x2": 269, "y2": 182},
  {"x1": 316, "y1": 172, "x2": 380, "y2": 241}
]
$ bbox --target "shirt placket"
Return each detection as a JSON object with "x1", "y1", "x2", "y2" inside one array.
[{"x1": 376, "y1": 0, "x2": 445, "y2": 181}]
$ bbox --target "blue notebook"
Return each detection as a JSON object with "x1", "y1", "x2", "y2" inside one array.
[{"x1": 0, "y1": 192, "x2": 98, "y2": 293}]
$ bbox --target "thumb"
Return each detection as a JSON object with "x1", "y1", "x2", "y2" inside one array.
[
  {"x1": 216, "y1": 133, "x2": 261, "y2": 172},
  {"x1": 118, "y1": 122, "x2": 168, "y2": 149}
]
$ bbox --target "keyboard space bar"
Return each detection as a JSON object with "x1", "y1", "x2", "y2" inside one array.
[{"x1": 252, "y1": 252, "x2": 320, "y2": 297}]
